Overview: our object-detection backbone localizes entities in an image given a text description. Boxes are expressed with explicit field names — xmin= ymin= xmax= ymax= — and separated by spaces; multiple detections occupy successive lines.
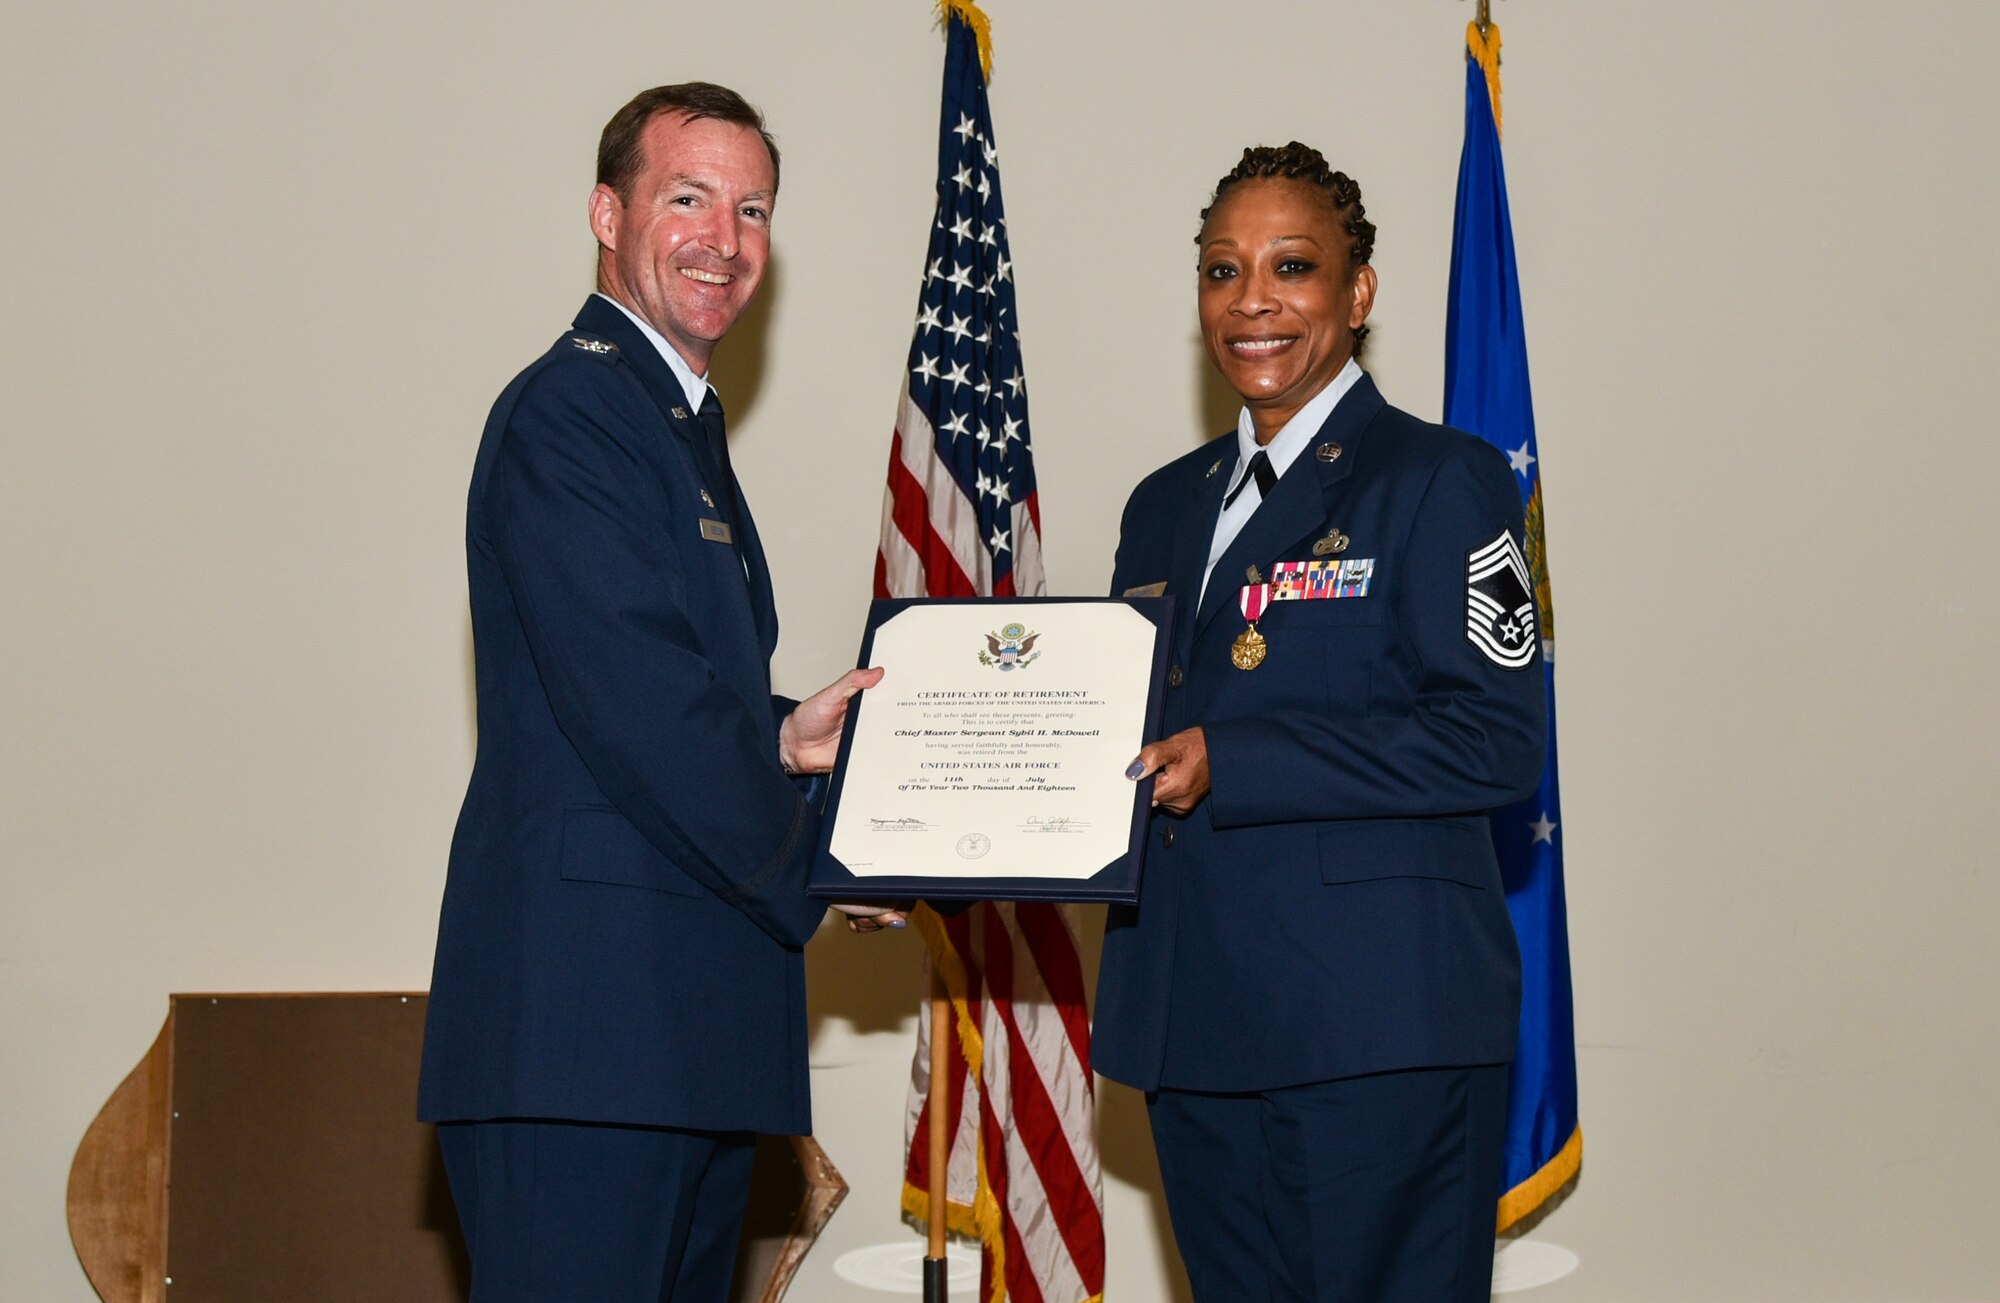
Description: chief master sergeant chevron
xmin=419 ymin=83 xmax=899 ymax=1301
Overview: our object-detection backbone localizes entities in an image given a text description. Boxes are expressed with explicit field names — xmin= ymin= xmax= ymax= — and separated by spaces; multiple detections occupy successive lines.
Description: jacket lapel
xmin=1192 ymin=375 xmax=1387 ymax=635
xmin=733 ymin=481 xmax=781 ymax=658
xmin=572 ymin=296 xmax=775 ymax=654
xmin=1168 ymin=439 xmax=1237 ymax=655
xmin=571 ymin=298 xmax=731 ymax=498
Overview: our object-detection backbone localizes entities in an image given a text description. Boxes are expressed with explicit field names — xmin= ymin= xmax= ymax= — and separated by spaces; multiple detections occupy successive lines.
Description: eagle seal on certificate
xmin=979 ymin=622 xmax=1041 ymax=671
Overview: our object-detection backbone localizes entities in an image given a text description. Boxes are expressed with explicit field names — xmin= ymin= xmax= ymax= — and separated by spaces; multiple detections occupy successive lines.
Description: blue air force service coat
xmin=1093 ymin=375 xmax=1548 ymax=1094
xmin=419 ymin=297 xmax=829 ymax=1136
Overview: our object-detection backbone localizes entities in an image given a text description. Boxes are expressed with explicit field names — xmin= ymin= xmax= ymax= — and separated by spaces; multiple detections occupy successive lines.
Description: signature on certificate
xmin=1020 ymin=816 xmax=1091 ymax=834
xmin=869 ymin=817 xmax=933 ymax=832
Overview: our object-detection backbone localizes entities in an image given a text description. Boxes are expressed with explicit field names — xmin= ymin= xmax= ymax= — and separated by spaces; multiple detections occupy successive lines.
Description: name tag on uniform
xmin=1122 ymin=581 xmax=1167 ymax=598
xmin=1270 ymin=558 xmax=1374 ymax=600
xmin=699 ymin=519 xmax=734 ymax=545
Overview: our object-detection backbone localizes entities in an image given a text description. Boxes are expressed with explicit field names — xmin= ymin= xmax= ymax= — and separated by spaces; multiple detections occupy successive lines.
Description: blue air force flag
xmin=1443 ymin=21 xmax=1583 ymax=1231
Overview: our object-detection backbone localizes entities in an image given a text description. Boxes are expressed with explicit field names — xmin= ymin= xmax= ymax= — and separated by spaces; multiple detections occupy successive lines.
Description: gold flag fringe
xmin=1466 ymin=20 xmax=1503 ymax=138
xmin=940 ymin=0 xmax=994 ymax=80
xmin=908 ymin=903 xmax=1009 ymax=1302
xmin=1496 ymin=1124 xmax=1582 ymax=1232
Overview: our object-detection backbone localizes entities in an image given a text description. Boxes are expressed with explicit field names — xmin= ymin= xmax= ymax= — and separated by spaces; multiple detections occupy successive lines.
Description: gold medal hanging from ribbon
xmin=1233 ymin=580 xmax=1271 ymax=670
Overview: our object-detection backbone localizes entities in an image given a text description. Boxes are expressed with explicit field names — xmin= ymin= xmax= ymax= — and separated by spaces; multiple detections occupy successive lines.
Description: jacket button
xmin=1167 ymin=665 xmax=1185 ymax=688
xmin=1160 ymin=825 xmax=1176 ymax=848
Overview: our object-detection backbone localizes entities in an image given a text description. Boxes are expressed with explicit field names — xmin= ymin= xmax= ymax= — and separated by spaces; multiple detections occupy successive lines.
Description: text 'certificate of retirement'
xmin=813 ymin=598 xmax=1170 ymax=904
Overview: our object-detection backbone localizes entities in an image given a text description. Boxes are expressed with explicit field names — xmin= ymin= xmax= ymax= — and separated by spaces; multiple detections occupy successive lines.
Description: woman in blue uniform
xmin=1101 ymin=143 xmax=1548 ymax=1302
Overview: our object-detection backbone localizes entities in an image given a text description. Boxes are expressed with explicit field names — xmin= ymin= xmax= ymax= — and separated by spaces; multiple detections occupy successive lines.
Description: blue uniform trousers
xmin=437 ymin=1118 xmax=755 ymax=1302
xmin=1148 ymin=1064 xmax=1509 ymax=1303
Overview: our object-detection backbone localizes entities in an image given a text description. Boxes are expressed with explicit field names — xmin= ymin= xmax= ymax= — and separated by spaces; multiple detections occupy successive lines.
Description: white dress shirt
xmin=594 ymin=291 xmax=709 ymax=411
xmin=1199 ymin=357 xmax=1364 ymax=605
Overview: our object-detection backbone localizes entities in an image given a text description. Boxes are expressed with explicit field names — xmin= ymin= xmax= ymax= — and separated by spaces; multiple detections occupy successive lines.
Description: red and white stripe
xmin=879 ymin=384 xmax=1100 ymax=1302
xmin=875 ymin=382 xmax=1044 ymax=602
xmin=902 ymin=904 xmax=1104 ymax=1303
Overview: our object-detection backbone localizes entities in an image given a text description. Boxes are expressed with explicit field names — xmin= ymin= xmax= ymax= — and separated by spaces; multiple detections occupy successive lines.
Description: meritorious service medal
xmin=1233 ymin=581 xmax=1271 ymax=670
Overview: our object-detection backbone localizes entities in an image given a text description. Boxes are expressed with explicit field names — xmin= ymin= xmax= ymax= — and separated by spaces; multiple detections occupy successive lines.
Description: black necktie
xmin=697 ymin=390 xmax=739 ymax=533
xmin=1224 ymin=448 xmax=1277 ymax=508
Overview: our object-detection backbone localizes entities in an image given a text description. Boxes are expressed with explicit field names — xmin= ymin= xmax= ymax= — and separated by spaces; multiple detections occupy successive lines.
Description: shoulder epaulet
xmin=564 ymin=333 xmax=620 ymax=359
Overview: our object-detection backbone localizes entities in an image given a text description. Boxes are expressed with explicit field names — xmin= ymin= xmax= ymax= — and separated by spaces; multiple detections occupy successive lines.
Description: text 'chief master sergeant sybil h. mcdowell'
xmin=1109 ymin=144 xmax=1549 ymax=1303
xmin=419 ymin=83 xmax=898 ymax=1302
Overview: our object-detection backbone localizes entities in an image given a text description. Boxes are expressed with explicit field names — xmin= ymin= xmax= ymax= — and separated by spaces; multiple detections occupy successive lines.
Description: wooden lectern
xmin=67 ymin=994 xmax=846 ymax=1302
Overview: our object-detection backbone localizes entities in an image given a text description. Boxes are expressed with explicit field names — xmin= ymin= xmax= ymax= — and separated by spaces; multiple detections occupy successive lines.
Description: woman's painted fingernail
xmin=890 ymin=919 xmax=907 ymax=928
xmin=1125 ymin=760 xmax=1145 ymax=779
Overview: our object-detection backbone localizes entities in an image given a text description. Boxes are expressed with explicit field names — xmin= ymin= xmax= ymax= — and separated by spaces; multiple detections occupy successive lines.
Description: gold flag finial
xmin=1466 ymin=18 xmax=1503 ymax=138
xmin=940 ymin=0 xmax=994 ymax=79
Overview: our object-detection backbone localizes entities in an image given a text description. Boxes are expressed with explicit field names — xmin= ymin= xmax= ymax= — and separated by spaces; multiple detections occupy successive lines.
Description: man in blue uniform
xmin=1108 ymin=145 xmax=1548 ymax=1301
xmin=419 ymin=84 xmax=897 ymax=1300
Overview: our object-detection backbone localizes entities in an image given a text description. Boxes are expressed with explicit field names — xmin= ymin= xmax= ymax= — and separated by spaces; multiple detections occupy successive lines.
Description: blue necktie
xmin=697 ymin=390 xmax=739 ymax=535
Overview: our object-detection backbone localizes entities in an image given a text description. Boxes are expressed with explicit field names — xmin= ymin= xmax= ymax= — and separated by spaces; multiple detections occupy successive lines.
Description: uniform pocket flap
xmin=1316 ymin=816 xmax=1496 ymax=888
xmin=559 ymin=806 xmax=704 ymax=897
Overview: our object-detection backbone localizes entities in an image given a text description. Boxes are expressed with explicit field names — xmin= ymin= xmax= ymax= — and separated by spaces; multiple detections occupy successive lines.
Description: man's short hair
xmin=596 ymin=83 xmax=781 ymax=200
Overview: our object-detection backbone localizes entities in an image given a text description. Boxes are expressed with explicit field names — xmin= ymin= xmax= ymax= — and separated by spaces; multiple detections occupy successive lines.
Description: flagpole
xmin=1447 ymin=2 xmax=1584 ymax=1233
xmin=887 ymin=5 xmax=1101 ymax=1296
xmin=925 ymin=965 xmax=950 ymax=1302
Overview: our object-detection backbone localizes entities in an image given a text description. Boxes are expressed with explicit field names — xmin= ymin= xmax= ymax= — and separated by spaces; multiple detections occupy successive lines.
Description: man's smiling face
xmin=590 ymin=111 xmax=777 ymax=372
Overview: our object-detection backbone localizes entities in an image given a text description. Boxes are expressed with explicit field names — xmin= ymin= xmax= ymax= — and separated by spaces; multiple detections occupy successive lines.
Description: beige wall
xmin=6 ymin=1 xmax=1997 ymax=1298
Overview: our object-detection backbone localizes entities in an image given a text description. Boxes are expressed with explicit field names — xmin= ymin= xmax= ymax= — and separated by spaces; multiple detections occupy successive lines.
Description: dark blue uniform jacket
xmin=1093 ymin=375 xmax=1547 ymax=1094
xmin=419 ymin=297 xmax=828 ymax=1135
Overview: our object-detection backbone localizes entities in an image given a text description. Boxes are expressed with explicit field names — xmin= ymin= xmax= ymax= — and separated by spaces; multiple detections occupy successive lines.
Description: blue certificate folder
xmin=809 ymin=596 xmax=1173 ymax=904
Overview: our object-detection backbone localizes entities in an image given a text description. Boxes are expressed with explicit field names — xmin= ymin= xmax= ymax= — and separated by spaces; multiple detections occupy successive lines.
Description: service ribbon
xmin=1269 ymin=561 xmax=1309 ymax=602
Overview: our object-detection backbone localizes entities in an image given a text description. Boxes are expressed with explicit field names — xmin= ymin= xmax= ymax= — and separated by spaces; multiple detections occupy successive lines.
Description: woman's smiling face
xmin=1197 ymin=177 xmax=1376 ymax=441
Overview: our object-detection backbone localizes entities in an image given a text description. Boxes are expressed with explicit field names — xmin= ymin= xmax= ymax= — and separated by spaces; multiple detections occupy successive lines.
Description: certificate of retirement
xmin=813 ymin=597 xmax=1170 ymax=902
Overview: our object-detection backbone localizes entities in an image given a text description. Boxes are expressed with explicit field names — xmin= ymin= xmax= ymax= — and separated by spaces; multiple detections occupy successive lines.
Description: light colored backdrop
xmin=5 ymin=1 xmax=1997 ymax=1299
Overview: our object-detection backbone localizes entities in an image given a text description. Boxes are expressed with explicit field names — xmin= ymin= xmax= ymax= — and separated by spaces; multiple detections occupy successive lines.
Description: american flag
xmin=880 ymin=6 xmax=1104 ymax=1301
xmin=874 ymin=11 xmax=1042 ymax=599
